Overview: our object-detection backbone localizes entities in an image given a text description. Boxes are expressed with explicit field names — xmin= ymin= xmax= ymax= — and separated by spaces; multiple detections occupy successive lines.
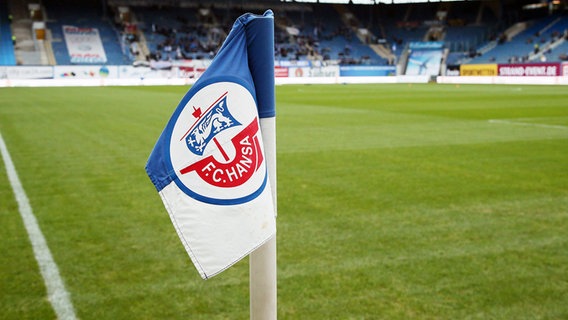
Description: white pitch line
xmin=0 ymin=132 xmax=77 ymax=320
xmin=488 ymin=119 xmax=568 ymax=130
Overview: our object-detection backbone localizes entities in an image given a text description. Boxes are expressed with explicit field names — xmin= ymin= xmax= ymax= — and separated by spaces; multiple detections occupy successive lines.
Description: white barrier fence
xmin=437 ymin=76 xmax=568 ymax=85
xmin=1 ymin=65 xmax=568 ymax=87
xmin=0 ymin=76 xmax=433 ymax=87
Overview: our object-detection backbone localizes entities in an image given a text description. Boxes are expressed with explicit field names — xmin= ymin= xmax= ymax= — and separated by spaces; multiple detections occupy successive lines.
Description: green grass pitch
xmin=0 ymin=83 xmax=567 ymax=319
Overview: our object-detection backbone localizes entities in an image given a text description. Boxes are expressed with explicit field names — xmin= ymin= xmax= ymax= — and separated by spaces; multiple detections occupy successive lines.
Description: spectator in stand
xmin=176 ymin=46 xmax=182 ymax=59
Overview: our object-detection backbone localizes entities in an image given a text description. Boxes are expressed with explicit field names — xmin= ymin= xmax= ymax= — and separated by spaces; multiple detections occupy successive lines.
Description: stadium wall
xmin=1 ymin=63 xmax=568 ymax=87
xmin=437 ymin=76 xmax=568 ymax=85
xmin=438 ymin=62 xmax=568 ymax=85
xmin=0 ymin=65 xmax=429 ymax=87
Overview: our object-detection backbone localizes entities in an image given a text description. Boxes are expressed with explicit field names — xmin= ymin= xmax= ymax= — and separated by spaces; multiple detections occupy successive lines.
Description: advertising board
xmin=498 ymin=63 xmax=560 ymax=76
xmin=340 ymin=66 xmax=395 ymax=77
xmin=460 ymin=64 xmax=497 ymax=76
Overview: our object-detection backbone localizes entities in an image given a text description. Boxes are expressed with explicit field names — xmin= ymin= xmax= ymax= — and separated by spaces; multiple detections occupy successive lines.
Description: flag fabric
xmin=145 ymin=10 xmax=276 ymax=279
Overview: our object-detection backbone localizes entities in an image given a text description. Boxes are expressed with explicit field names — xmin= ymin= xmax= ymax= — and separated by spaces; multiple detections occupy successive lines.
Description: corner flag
xmin=145 ymin=10 xmax=276 ymax=280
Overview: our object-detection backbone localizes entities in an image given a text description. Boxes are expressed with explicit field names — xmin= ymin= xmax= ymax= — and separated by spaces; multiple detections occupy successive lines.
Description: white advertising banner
xmin=288 ymin=66 xmax=340 ymax=78
xmin=6 ymin=66 xmax=54 ymax=79
xmin=63 ymin=26 xmax=107 ymax=64
xmin=53 ymin=65 xmax=118 ymax=78
xmin=118 ymin=65 xmax=177 ymax=79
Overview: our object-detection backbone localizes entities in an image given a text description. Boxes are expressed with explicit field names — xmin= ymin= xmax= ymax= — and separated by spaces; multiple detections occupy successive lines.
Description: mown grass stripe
xmin=488 ymin=119 xmax=568 ymax=130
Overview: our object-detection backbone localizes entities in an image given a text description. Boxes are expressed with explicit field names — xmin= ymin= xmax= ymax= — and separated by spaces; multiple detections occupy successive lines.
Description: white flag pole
xmin=250 ymin=237 xmax=277 ymax=320
xmin=251 ymin=117 xmax=277 ymax=320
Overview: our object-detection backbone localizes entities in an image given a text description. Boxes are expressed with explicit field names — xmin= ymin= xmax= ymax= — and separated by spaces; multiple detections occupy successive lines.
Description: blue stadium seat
xmin=0 ymin=1 xmax=16 ymax=65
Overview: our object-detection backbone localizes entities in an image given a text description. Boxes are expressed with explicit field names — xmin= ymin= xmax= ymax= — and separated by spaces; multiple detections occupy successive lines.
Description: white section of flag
xmin=158 ymin=180 xmax=275 ymax=279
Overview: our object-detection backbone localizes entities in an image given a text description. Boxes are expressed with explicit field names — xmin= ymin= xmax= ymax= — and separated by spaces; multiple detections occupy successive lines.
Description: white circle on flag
xmin=169 ymin=81 xmax=267 ymax=204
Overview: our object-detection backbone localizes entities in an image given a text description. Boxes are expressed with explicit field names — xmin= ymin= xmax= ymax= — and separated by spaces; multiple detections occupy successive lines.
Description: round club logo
xmin=169 ymin=81 xmax=267 ymax=205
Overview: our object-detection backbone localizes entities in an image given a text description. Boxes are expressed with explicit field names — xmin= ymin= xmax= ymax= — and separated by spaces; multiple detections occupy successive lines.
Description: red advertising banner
xmin=563 ymin=62 xmax=568 ymax=76
xmin=179 ymin=66 xmax=206 ymax=78
xmin=498 ymin=63 xmax=560 ymax=76
xmin=275 ymin=66 xmax=289 ymax=78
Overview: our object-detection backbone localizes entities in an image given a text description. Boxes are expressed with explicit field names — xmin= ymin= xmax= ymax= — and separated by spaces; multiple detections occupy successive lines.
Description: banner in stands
xmin=63 ymin=25 xmax=107 ymax=64
xmin=498 ymin=63 xmax=560 ymax=76
xmin=408 ymin=42 xmax=444 ymax=50
xmin=460 ymin=64 xmax=497 ymax=76
xmin=340 ymin=66 xmax=395 ymax=77
xmin=563 ymin=62 xmax=568 ymax=76
xmin=405 ymin=42 xmax=443 ymax=76
xmin=54 ymin=65 xmax=118 ymax=78
xmin=275 ymin=60 xmax=310 ymax=67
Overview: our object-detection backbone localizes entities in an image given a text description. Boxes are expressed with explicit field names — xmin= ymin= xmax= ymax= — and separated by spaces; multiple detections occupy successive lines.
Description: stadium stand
xmin=0 ymin=1 xmax=17 ymax=65
xmin=131 ymin=2 xmax=385 ymax=65
xmin=1 ymin=0 xmax=567 ymax=71
xmin=133 ymin=5 xmax=221 ymax=61
xmin=43 ymin=0 xmax=130 ymax=65
xmin=278 ymin=4 xmax=385 ymax=64
xmin=469 ymin=13 xmax=568 ymax=64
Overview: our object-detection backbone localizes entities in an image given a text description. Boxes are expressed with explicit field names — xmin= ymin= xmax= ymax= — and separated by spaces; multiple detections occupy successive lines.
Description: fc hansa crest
xmin=169 ymin=81 xmax=268 ymax=205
